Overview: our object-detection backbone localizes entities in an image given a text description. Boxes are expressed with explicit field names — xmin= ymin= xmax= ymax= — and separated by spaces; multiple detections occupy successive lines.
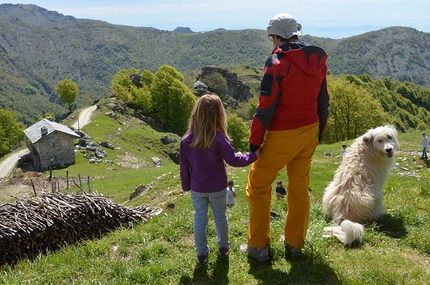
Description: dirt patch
xmin=0 ymin=171 xmax=69 ymax=201
xmin=113 ymin=152 xmax=150 ymax=169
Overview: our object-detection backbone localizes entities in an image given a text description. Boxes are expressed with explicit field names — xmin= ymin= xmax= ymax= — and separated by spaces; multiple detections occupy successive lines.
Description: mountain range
xmin=1 ymin=4 xmax=430 ymax=126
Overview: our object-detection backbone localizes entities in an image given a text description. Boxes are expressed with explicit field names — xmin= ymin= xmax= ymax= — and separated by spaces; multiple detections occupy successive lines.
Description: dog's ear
xmin=362 ymin=131 xmax=374 ymax=149
xmin=363 ymin=135 xmax=372 ymax=143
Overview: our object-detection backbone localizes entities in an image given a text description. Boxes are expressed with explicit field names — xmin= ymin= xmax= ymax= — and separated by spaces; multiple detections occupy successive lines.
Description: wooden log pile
xmin=0 ymin=191 xmax=162 ymax=266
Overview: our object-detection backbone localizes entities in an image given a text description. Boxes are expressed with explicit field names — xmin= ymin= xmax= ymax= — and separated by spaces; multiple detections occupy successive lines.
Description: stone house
xmin=23 ymin=119 xmax=80 ymax=171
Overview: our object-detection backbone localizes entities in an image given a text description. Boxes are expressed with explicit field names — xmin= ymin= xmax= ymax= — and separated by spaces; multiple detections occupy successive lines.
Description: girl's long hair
xmin=187 ymin=94 xmax=228 ymax=148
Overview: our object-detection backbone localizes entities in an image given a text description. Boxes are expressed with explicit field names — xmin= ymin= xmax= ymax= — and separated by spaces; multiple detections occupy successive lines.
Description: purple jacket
xmin=180 ymin=131 xmax=257 ymax=193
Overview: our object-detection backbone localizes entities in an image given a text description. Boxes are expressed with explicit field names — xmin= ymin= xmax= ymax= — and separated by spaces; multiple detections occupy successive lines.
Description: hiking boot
xmin=285 ymin=243 xmax=303 ymax=262
xmin=279 ymin=235 xmax=304 ymax=262
xmin=248 ymin=245 xmax=270 ymax=262
xmin=219 ymin=245 xmax=231 ymax=257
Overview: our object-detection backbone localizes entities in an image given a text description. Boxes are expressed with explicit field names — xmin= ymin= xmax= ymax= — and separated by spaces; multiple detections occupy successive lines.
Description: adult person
xmin=245 ymin=13 xmax=330 ymax=262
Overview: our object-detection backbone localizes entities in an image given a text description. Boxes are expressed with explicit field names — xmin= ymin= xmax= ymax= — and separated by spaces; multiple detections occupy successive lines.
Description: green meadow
xmin=1 ymin=102 xmax=429 ymax=284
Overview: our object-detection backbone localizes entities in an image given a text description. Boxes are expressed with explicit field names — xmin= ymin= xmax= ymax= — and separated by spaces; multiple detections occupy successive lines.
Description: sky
xmin=2 ymin=1 xmax=430 ymax=39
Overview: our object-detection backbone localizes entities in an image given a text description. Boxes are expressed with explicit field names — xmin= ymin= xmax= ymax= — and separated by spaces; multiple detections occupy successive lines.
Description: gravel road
xmin=72 ymin=105 xmax=97 ymax=130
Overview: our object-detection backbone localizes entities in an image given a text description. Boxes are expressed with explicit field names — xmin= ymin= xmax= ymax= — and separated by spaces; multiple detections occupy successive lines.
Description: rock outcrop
xmin=197 ymin=66 xmax=254 ymax=102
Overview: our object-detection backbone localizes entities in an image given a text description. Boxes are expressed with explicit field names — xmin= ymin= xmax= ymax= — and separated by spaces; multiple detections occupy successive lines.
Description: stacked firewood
xmin=0 ymin=191 xmax=162 ymax=266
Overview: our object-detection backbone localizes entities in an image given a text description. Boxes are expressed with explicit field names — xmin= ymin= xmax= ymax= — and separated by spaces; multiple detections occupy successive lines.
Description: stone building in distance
xmin=23 ymin=118 xmax=80 ymax=171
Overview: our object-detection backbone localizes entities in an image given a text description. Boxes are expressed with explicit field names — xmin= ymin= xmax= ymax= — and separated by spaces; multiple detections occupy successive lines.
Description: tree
xmin=110 ymin=69 xmax=135 ymax=103
xmin=151 ymin=65 xmax=197 ymax=134
xmin=130 ymin=85 xmax=152 ymax=111
xmin=0 ymin=109 xmax=24 ymax=156
xmin=56 ymin=79 xmax=79 ymax=112
xmin=227 ymin=113 xmax=250 ymax=151
xmin=141 ymin=70 xmax=155 ymax=87
xmin=110 ymin=68 xmax=152 ymax=112
xmin=247 ymin=96 xmax=258 ymax=119
xmin=82 ymin=92 xmax=93 ymax=106
xmin=324 ymin=77 xmax=389 ymax=144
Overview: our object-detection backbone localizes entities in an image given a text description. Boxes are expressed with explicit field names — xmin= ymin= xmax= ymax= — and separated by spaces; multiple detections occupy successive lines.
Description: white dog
xmin=322 ymin=125 xmax=399 ymax=246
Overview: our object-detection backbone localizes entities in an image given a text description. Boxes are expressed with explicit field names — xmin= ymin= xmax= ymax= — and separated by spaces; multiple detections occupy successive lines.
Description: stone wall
xmin=37 ymin=132 xmax=76 ymax=170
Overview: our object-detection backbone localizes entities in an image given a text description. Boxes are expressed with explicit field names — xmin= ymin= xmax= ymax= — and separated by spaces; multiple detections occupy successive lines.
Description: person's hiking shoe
xmin=197 ymin=248 xmax=211 ymax=265
xmin=197 ymin=252 xmax=209 ymax=265
xmin=248 ymin=245 xmax=270 ymax=262
xmin=280 ymin=235 xmax=303 ymax=262
xmin=285 ymin=243 xmax=303 ymax=262
xmin=219 ymin=245 xmax=231 ymax=257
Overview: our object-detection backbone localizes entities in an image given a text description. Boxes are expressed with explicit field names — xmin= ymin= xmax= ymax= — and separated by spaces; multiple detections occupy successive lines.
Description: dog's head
xmin=362 ymin=125 xmax=399 ymax=158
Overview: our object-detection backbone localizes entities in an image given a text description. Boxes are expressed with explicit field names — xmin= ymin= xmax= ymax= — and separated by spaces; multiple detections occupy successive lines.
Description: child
xmin=275 ymin=181 xmax=286 ymax=200
xmin=341 ymin=143 xmax=348 ymax=157
xmin=226 ymin=180 xmax=236 ymax=206
xmin=422 ymin=132 xmax=429 ymax=160
xmin=180 ymin=94 xmax=258 ymax=265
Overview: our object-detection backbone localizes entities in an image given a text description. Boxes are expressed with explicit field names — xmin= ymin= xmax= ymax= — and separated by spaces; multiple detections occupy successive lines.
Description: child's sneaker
xmin=197 ymin=247 xmax=211 ymax=265
xmin=219 ymin=245 xmax=231 ymax=257
xmin=197 ymin=253 xmax=209 ymax=265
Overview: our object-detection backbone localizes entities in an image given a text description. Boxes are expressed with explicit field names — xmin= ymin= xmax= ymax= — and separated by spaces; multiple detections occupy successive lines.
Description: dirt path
xmin=72 ymin=105 xmax=97 ymax=130
xmin=0 ymin=149 xmax=29 ymax=180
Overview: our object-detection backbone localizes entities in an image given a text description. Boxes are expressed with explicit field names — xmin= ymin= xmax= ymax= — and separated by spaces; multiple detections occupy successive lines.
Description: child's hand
xmin=255 ymin=148 xmax=261 ymax=157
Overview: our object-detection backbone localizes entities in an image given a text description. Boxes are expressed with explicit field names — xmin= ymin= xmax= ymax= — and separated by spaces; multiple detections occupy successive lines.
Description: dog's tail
xmin=323 ymin=220 xmax=365 ymax=246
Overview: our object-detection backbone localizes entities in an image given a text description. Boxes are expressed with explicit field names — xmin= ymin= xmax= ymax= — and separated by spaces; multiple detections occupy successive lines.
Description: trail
xmin=72 ymin=105 xmax=97 ymax=130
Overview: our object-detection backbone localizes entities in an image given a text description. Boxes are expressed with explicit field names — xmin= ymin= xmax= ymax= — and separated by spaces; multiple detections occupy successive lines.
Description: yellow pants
xmin=246 ymin=122 xmax=319 ymax=249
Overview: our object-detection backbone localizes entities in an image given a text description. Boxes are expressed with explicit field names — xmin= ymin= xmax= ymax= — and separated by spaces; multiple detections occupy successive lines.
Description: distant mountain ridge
xmin=1 ymin=4 xmax=430 ymax=125
xmin=323 ymin=26 xmax=430 ymax=87
xmin=0 ymin=3 xmax=85 ymax=25
xmin=173 ymin=27 xmax=194 ymax=33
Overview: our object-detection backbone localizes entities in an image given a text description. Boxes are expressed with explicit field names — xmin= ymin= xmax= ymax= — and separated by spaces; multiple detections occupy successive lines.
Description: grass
xmin=1 ymin=103 xmax=429 ymax=284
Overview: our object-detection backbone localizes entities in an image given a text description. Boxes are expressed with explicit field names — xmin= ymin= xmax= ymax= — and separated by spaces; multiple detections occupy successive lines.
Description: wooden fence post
xmin=49 ymin=159 xmax=53 ymax=182
xmin=87 ymin=175 xmax=91 ymax=193
xmin=30 ymin=179 xmax=36 ymax=197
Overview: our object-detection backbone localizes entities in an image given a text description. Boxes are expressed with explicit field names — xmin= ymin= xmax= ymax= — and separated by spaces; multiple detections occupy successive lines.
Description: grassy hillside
xmin=1 ymin=100 xmax=429 ymax=284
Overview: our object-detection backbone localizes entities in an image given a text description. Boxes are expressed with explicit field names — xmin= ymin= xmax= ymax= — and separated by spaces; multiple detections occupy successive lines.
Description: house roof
xmin=24 ymin=118 xmax=80 ymax=144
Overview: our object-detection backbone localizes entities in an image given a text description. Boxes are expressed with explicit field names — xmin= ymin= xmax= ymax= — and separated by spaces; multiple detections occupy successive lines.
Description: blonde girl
xmin=180 ymin=94 xmax=257 ymax=265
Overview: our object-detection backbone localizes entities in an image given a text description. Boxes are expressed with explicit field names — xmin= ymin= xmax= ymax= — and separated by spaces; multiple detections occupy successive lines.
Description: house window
xmin=62 ymin=139 xmax=68 ymax=147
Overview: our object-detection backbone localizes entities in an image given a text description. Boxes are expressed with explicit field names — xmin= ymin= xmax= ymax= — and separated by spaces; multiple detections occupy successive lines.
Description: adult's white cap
xmin=267 ymin=13 xmax=302 ymax=39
